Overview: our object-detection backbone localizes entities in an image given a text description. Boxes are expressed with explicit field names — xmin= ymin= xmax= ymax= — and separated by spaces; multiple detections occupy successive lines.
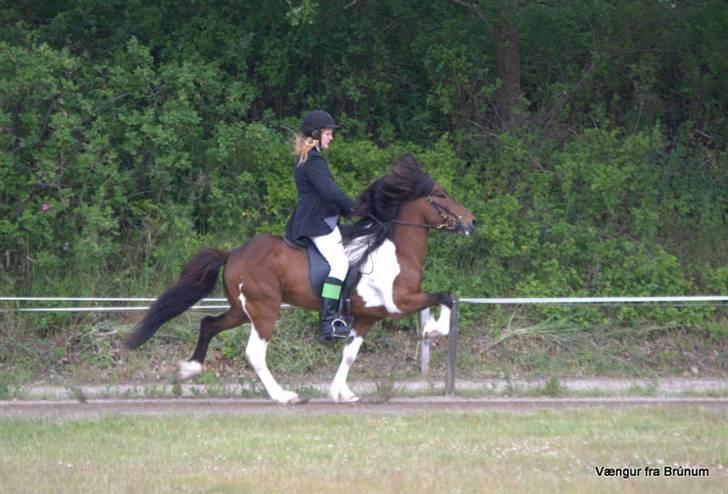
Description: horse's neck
xmin=343 ymin=201 xmax=431 ymax=270
xmin=391 ymin=211 xmax=429 ymax=270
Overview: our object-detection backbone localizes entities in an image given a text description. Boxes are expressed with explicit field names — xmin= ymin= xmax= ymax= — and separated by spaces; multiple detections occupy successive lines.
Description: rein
xmin=370 ymin=195 xmax=464 ymax=231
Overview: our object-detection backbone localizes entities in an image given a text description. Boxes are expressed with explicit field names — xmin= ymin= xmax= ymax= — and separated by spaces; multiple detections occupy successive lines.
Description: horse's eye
xmin=435 ymin=191 xmax=447 ymax=198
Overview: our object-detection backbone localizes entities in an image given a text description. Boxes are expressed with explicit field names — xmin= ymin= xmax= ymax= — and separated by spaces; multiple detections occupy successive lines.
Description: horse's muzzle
xmin=458 ymin=218 xmax=477 ymax=236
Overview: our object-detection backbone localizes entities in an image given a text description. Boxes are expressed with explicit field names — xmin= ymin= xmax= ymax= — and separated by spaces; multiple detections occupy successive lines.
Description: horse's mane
xmin=342 ymin=153 xmax=434 ymax=266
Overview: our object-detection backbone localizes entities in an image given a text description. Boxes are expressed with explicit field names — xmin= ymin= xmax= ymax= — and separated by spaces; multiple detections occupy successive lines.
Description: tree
xmin=450 ymin=0 xmax=523 ymax=129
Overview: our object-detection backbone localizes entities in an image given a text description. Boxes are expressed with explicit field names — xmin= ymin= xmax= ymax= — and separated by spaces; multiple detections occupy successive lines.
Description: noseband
xmin=386 ymin=195 xmax=465 ymax=231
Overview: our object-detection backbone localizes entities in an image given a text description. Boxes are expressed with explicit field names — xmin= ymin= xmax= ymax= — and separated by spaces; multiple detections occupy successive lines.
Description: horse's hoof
xmin=275 ymin=391 xmax=303 ymax=405
xmin=331 ymin=390 xmax=359 ymax=404
xmin=423 ymin=320 xmax=448 ymax=338
xmin=287 ymin=396 xmax=310 ymax=405
xmin=174 ymin=361 xmax=202 ymax=383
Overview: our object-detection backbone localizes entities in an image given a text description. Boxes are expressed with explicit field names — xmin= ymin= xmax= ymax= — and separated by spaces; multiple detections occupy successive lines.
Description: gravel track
xmin=2 ymin=378 xmax=725 ymax=420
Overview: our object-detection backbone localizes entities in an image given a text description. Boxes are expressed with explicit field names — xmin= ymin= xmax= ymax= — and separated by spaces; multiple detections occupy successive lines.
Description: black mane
xmin=342 ymin=153 xmax=434 ymax=265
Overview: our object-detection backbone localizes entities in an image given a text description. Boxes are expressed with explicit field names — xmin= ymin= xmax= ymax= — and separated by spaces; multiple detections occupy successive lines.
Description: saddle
xmin=283 ymin=236 xmax=361 ymax=318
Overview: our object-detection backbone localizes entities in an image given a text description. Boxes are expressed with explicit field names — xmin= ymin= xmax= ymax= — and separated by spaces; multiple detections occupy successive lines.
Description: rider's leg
xmin=311 ymin=227 xmax=350 ymax=343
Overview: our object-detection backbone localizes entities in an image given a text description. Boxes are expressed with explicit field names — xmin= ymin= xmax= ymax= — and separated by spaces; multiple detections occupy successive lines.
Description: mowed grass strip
xmin=0 ymin=406 xmax=725 ymax=494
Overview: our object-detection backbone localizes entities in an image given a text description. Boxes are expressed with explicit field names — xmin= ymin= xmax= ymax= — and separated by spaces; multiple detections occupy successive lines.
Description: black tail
xmin=124 ymin=248 xmax=229 ymax=350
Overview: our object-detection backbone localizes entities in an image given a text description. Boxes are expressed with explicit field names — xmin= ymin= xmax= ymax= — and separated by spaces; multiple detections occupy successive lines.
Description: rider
xmin=285 ymin=110 xmax=355 ymax=343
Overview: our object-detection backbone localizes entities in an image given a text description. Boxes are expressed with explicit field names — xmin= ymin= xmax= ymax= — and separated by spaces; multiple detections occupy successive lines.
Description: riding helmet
xmin=301 ymin=110 xmax=338 ymax=138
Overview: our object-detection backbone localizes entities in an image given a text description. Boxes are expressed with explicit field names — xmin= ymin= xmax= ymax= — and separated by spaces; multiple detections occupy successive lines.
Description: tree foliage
xmin=0 ymin=1 xmax=725 ymax=333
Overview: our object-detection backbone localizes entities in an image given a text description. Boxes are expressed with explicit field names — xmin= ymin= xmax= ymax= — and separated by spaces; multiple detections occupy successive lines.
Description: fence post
xmin=420 ymin=308 xmax=431 ymax=377
xmin=445 ymin=297 xmax=459 ymax=396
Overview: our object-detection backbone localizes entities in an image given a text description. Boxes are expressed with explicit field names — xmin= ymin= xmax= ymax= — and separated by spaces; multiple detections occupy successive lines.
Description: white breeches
xmin=312 ymin=226 xmax=349 ymax=281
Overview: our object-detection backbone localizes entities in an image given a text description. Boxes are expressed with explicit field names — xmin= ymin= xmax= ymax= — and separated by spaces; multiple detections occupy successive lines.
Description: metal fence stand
xmin=445 ymin=297 xmax=459 ymax=396
xmin=420 ymin=308 xmax=431 ymax=377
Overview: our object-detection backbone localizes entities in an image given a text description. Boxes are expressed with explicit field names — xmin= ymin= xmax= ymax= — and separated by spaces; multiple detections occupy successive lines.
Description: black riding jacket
xmin=284 ymin=149 xmax=355 ymax=240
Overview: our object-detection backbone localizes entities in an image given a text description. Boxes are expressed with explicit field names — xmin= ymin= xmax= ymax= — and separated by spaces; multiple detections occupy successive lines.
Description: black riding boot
xmin=318 ymin=278 xmax=350 ymax=343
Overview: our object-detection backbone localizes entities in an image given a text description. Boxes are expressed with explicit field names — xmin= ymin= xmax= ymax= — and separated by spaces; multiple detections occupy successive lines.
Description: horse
xmin=124 ymin=153 xmax=476 ymax=404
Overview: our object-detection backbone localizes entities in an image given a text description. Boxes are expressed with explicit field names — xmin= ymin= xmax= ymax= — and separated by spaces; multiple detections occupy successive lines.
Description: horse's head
xmin=413 ymin=181 xmax=477 ymax=236
xmin=349 ymin=153 xmax=476 ymax=243
xmin=383 ymin=154 xmax=476 ymax=235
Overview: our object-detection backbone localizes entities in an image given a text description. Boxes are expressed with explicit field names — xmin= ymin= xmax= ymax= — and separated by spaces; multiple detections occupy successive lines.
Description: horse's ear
xmin=393 ymin=153 xmax=421 ymax=174
xmin=399 ymin=153 xmax=418 ymax=166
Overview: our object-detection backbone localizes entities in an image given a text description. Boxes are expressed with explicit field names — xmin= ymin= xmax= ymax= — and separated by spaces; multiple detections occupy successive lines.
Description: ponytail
xmin=293 ymin=132 xmax=318 ymax=166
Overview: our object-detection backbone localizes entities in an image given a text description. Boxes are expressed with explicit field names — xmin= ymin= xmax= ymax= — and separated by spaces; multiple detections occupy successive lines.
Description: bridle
xmin=384 ymin=195 xmax=466 ymax=231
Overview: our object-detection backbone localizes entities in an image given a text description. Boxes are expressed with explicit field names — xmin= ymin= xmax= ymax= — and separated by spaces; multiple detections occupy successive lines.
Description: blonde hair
xmin=293 ymin=132 xmax=319 ymax=166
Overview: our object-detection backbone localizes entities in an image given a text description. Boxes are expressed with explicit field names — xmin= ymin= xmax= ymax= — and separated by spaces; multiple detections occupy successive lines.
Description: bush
xmin=1 ymin=36 xmax=724 ymax=340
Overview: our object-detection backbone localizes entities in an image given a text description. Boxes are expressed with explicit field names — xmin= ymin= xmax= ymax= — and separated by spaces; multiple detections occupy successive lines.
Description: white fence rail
xmin=0 ymin=297 xmax=231 ymax=312
xmin=460 ymin=296 xmax=728 ymax=305
xmin=2 ymin=295 xmax=726 ymax=312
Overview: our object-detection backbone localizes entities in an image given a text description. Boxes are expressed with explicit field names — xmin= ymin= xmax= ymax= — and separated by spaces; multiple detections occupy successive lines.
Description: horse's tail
xmin=124 ymin=248 xmax=229 ymax=350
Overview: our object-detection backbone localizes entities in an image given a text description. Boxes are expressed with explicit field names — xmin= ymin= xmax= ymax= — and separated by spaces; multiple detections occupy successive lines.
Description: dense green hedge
xmin=0 ymin=2 xmax=725 ymax=337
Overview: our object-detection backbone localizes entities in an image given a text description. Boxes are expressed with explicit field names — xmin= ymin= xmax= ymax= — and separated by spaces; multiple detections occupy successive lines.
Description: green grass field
xmin=0 ymin=406 xmax=726 ymax=493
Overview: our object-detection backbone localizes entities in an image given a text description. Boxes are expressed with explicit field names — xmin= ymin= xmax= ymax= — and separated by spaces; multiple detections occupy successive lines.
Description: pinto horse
xmin=125 ymin=154 xmax=476 ymax=404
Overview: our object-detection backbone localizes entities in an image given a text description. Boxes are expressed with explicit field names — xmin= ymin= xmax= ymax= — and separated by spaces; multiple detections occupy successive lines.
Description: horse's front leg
xmin=329 ymin=319 xmax=373 ymax=403
xmin=394 ymin=291 xmax=454 ymax=338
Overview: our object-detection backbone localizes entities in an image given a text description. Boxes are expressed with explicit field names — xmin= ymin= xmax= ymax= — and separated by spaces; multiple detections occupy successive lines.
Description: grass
xmin=0 ymin=407 xmax=726 ymax=493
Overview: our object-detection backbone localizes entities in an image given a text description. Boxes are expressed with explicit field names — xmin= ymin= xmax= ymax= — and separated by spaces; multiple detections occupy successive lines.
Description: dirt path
xmin=3 ymin=378 xmax=726 ymax=420
xmin=2 ymin=396 xmax=727 ymax=420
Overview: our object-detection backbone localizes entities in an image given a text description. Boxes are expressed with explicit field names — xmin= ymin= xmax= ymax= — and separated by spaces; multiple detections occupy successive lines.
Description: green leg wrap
xmin=321 ymin=282 xmax=342 ymax=300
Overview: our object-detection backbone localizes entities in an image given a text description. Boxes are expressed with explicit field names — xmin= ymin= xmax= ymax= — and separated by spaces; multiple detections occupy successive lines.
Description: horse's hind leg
xmin=240 ymin=298 xmax=302 ymax=405
xmin=245 ymin=325 xmax=301 ymax=404
xmin=175 ymin=306 xmax=248 ymax=382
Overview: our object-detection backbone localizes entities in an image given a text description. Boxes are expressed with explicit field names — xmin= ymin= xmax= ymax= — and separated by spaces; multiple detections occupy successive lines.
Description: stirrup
xmin=319 ymin=319 xmax=350 ymax=344
xmin=331 ymin=318 xmax=350 ymax=339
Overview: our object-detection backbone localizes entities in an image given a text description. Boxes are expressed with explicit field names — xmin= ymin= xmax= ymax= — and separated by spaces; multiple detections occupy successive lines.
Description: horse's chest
xmin=351 ymin=239 xmax=402 ymax=314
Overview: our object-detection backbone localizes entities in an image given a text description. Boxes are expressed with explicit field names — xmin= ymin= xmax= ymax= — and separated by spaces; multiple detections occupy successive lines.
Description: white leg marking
xmin=422 ymin=305 xmax=451 ymax=337
xmin=176 ymin=360 xmax=202 ymax=382
xmin=329 ymin=334 xmax=363 ymax=403
xmin=239 ymin=290 xmax=299 ymax=405
xmin=245 ymin=326 xmax=300 ymax=404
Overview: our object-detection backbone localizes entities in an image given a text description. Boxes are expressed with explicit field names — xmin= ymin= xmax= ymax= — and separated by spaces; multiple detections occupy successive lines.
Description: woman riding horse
xmin=125 ymin=152 xmax=476 ymax=404
xmin=285 ymin=110 xmax=354 ymax=343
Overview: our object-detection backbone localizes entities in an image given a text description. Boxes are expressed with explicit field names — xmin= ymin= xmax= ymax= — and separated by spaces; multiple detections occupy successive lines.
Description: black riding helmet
xmin=301 ymin=110 xmax=338 ymax=139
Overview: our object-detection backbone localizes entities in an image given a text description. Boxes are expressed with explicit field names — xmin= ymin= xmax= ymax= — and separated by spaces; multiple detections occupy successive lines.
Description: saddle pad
xmin=283 ymin=236 xmax=359 ymax=299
